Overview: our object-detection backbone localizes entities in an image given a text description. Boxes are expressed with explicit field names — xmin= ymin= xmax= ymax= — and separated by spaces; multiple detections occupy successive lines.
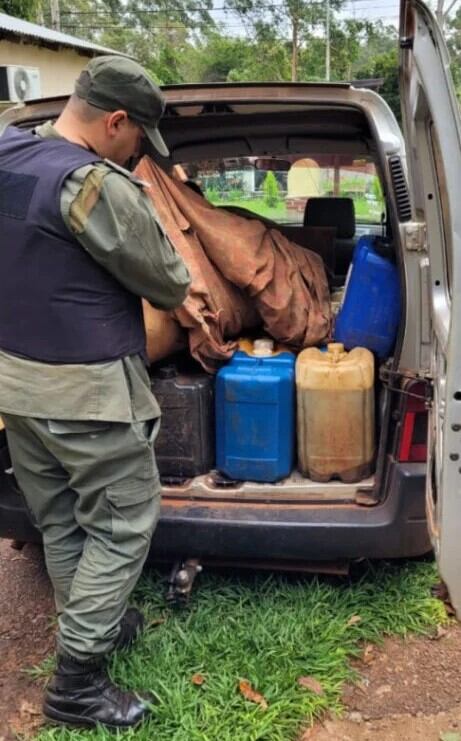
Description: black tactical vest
xmin=0 ymin=126 xmax=146 ymax=363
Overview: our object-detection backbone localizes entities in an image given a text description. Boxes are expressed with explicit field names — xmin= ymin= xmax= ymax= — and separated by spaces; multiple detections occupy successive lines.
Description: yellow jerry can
xmin=296 ymin=343 xmax=375 ymax=483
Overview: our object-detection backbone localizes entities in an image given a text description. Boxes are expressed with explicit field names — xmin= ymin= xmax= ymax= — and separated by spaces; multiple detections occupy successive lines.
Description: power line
xmin=60 ymin=17 xmax=398 ymax=31
xmin=59 ymin=11 xmax=400 ymax=24
xmin=54 ymin=4 xmax=314 ymax=14
xmin=60 ymin=22 xmax=256 ymax=29
xmin=54 ymin=0 xmax=401 ymax=33
xmin=51 ymin=0 xmax=400 ymax=14
xmin=59 ymin=10 xmax=400 ymax=27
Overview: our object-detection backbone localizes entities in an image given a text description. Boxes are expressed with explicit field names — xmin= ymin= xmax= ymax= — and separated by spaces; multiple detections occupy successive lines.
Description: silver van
xmin=1 ymin=0 xmax=460 ymax=612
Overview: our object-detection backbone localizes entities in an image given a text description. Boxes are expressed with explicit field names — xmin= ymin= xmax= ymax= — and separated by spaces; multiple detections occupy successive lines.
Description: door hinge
xmin=404 ymin=222 xmax=427 ymax=252
xmin=400 ymin=36 xmax=414 ymax=50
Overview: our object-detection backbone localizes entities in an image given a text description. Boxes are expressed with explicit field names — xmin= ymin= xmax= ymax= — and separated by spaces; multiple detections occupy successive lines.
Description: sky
xmin=210 ymin=0 xmax=459 ymax=37
xmin=209 ymin=0 xmax=400 ymax=37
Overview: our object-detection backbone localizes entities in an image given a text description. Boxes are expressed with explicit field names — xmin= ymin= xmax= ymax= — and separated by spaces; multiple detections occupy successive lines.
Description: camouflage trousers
xmin=2 ymin=414 xmax=161 ymax=662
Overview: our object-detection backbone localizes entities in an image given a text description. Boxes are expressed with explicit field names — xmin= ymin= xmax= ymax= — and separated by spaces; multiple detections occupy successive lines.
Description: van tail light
xmin=397 ymin=381 xmax=429 ymax=463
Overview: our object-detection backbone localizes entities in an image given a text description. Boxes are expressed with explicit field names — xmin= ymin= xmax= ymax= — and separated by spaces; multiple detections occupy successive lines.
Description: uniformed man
xmin=0 ymin=56 xmax=191 ymax=729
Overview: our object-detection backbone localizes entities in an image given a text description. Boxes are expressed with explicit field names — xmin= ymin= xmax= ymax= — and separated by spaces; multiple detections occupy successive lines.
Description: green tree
xmin=187 ymin=32 xmax=252 ymax=82
xmin=351 ymin=20 xmax=397 ymax=76
xmin=55 ymin=0 xmax=214 ymax=84
xmin=447 ymin=6 xmax=461 ymax=103
xmin=263 ymin=171 xmax=280 ymax=207
xmin=0 ymin=0 xmax=39 ymax=20
xmin=40 ymin=1 xmax=404 ymax=100
xmin=228 ymin=26 xmax=291 ymax=82
xmin=297 ymin=18 xmax=371 ymax=81
xmin=225 ymin=0 xmax=344 ymax=81
xmin=48 ymin=0 xmax=123 ymax=43
xmin=355 ymin=46 xmax=400 ymax=122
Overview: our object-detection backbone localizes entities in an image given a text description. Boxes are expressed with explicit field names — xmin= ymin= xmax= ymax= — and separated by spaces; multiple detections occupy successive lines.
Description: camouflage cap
xmin=75 ymin=55 xmax=169 ymax=157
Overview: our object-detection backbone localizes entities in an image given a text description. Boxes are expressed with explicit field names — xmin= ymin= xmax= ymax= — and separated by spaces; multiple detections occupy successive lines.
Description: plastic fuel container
xmin=335 ymin=235 xmax=400 ymax=358
xmin=150 ymin=365 xmax=215 ymax=479
xmin=216 ymin=339 xmax=295 ymax=482
xmin=296 ymin=342 xmax=375 ymax=483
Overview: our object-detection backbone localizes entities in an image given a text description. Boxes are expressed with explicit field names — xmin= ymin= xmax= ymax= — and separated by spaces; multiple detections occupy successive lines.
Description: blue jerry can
xmin=216 ymin=340 xmax=295 ymax=483
xmin=335 ymin=235 xmax=401 ymax=359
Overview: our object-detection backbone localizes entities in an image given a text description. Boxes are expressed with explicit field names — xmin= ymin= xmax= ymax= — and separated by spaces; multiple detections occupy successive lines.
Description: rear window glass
xmin=180 ymin=155 xmax=385 ymax=225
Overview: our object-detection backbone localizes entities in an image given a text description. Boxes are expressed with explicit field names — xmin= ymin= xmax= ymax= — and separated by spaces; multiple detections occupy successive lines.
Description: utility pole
xmin=291 ymin=16 xmax=299 ymax=82
xmin=50 ymin=0 xmax=61 ymax=31
xmin=325 ymin=0 xmax=331 ymax=82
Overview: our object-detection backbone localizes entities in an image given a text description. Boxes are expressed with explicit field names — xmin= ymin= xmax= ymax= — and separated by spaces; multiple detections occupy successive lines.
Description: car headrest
xmin=304 ymin=197 xmax=355 ymax=239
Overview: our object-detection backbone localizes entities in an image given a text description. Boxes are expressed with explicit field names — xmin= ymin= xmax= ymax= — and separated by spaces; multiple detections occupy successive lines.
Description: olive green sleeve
xmin=60 ymin=164 xmax=191 ymax=310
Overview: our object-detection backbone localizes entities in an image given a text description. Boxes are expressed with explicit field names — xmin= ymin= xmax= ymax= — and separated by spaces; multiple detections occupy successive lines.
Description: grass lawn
xmin=353 ymin=196 xmax=384 ymax=223
xmin=210 ymin=196 xmax=383 ymax=226
xmin=35 ymin=560 xmax=445 ymax=741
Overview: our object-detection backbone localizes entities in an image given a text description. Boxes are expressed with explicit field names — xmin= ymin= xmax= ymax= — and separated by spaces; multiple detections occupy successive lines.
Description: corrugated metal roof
xmin=0 ymin=12 xmax=130 ymax=56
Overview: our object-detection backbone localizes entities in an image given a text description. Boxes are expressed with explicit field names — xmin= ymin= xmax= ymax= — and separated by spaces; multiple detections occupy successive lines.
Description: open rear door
xmin=400 ymin=0 xmax=461 ymax=614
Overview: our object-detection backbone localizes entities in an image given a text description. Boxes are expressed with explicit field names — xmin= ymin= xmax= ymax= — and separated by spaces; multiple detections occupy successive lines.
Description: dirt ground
xmin=302 ymin=627 xmax=461 ymax=740
xmin=1 ymin=540 xmax=461 ymax=741
xmin=0 ymin=540 xmax=55 ymax=740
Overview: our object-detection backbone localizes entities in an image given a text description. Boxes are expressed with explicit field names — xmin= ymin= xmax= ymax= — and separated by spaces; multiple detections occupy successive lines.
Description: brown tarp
xmin=136 ymin=157 xmax=331 ymax=372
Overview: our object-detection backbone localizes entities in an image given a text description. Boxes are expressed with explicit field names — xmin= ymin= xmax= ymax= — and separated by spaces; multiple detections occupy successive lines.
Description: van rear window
xmin=179 ymin=154 xmax=385 ymax=226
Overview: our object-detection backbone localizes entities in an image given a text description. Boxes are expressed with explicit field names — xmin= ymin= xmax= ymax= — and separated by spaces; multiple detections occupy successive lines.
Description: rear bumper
xmin=155 ymin=460 xmax=430 ymax=560
xmin=0 ymin=438 xmax=431 ymax=561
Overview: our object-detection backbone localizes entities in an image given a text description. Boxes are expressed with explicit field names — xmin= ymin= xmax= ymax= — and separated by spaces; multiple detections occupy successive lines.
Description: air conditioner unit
xmin=0 ymin=66 xmax=41 ymax=102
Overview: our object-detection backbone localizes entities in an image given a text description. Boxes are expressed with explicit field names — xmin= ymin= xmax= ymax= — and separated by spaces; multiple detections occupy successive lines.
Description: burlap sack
xmin=142 ymin=300 xmax=187 ymax=363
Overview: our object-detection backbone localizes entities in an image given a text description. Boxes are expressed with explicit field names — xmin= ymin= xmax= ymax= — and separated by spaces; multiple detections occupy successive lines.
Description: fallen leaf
xmin=347 ymin=615 xmax=362 ymax=627
xmin=20 ymin=700 xmax=41 ymax=717
xmin=356 ymin=679 xmax=369 ymax=695
xmin=430 ymin=625 xmax=448 ymax=641
xmin=191 ymin=673 xmax=206 ymax=686
xmin=238 ymin=679 xmax=268 ymax=709
xmin=297 ymin=676 xmax=325 ymax=696
xmin=362 ymin=643 xmax=375 ymax=664
xmin=440 ymin=732 xmax=461 ymax=741
xmin=148 ymin=618 xmax=166 ymax=628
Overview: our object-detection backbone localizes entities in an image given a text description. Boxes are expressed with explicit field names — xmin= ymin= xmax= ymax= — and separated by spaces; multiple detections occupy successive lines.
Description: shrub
xmin=263 ymin=171 xmax=280 ymax=207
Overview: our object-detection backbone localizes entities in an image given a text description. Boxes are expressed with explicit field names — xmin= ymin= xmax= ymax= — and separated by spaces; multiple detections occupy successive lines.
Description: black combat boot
xmin=115 ymin=607 xmax=144 ymax=651
xmin=43 ymin=653 xmax=152 ymax=729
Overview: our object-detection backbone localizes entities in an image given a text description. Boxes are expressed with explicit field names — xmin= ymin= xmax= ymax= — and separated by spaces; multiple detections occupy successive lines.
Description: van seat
xmin=304 ymin=197 xmax=356 ymax=277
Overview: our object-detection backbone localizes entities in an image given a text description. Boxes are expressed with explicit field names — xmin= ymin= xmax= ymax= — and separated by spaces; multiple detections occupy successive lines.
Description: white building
xmin=0 ymin=12 xmax=127 ymax=103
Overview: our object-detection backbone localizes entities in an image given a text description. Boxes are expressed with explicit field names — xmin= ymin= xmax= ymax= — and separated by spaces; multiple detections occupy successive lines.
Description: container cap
xmin=253 ymin=338 xmax=274 ymax=357
xmin=327 ymin=342 xmax=345 ymax=355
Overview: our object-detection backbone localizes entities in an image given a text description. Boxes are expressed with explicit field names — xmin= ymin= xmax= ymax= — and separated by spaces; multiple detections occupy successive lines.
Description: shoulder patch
xmin=103 ymin=159 xmax=151 ymax=189
xmin=69 ymin=167 xmax=106 ymax=235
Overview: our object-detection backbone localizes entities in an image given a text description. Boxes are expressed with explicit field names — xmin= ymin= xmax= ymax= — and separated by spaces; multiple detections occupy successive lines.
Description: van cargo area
xmin=0 ymin=84 xmax=433 ymax=563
